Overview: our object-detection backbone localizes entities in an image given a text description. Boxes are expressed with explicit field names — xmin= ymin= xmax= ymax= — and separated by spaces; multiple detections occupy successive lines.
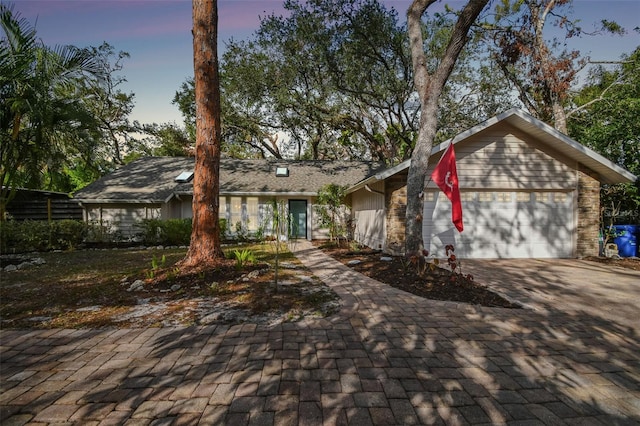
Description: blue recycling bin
xmin=613 ymin=225 xmax=638 ymax=257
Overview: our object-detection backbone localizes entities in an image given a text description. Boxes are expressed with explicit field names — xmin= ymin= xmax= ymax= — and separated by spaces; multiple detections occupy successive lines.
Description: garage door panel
xmin=424 ymin=191 xmax=573 ymax=258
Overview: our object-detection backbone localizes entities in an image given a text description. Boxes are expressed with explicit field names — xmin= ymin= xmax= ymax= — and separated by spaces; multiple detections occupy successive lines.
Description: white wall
xmin=351 ymin=180 xmax=386 ymax=250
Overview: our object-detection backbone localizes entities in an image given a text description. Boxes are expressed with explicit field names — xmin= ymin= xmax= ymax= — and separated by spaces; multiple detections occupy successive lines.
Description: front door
xmin=288 ymin=200 xmax=307 ymax=239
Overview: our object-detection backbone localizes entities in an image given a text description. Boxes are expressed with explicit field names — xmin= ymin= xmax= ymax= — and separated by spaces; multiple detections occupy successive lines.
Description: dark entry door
xmin=288 ymin=200 xmax=307 ymax=239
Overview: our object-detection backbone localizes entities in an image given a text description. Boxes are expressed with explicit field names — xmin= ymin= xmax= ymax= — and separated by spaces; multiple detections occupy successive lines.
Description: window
xmin=533 ymin=193 xmax=549 ymax=203
xmin=461 ymin=192 xmax=475 ymax=202
xmin=230 ymin=196 xmax=242 ymax=227
xmin=496 ymin=192 xmax=511 ymax=203
xmin=246 ymin=197 xmax=259 ymax=231
xmin=219 ymin=197 xmax=228 ymax=219
xmin=478 ymin=192 xmax=493 ymax=202
xmin=516 ymin=192 xmax=530 ymax=202
xmin=553 ymin=193 xmax=569 ymax=203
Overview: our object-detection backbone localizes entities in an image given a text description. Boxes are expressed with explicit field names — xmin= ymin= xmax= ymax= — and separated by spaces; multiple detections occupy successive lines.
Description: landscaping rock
xmin=296 ymin=275 xmax=313 ymax=283
xmin=347 ymin=259 xmax=362 ymax=266
xmin=127 ymin=280 xmax=145 ymax=292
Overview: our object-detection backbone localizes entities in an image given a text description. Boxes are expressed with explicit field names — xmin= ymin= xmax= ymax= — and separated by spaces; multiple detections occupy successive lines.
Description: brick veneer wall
xmin=384 ymin=171 xmax=408 ymax=255
xmin=577 ymin=166 xmax=601 ymax=257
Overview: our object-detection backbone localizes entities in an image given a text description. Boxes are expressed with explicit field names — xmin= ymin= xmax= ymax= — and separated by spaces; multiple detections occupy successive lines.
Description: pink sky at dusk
xmin=9 ymin=0 xmax=640 ymax=126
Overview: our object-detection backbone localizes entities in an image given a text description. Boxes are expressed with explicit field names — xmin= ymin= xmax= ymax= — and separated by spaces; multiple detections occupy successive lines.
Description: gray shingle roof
xmin=74 ymin=157 xmax=383 ymax=203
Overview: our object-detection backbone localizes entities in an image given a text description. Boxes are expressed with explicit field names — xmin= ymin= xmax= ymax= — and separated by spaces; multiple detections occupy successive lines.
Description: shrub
xmin=219 ymin=218 xmax=228 ymax=241
xmin=137 ymin=218 xmax=191 ymax=246
xmin=162 ymin=219 xmax=192 ymax=246
xmin=50 ymin=220 xmax=87 ymax=250
xmin=85 ymin=220 xmax=122 ymax=244
xmin=0 ymin=219 xmax=87 ymax=253
xmin=137 ymin=219 xmax=164 ymax=245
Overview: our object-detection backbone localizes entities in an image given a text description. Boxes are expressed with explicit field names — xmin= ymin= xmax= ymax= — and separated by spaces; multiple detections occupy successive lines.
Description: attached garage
xmin=424 ymin=190 xmax=574 ymax=258
xmin=349 ymin=109 xmax=637 ymax=259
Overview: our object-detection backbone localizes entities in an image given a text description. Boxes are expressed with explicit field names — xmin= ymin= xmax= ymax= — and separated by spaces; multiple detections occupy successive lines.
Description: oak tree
xmin=404 ymin=0 xmax=489 ymax=255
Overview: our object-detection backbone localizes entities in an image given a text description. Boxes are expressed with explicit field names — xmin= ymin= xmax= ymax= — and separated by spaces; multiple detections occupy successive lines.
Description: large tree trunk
xmin=181 ymin=0 xmax=224 ymax=267
xmin=530 ymin=0 xmax=569 ymax=134
xmin=405 ymin=0 xmax=489 ymax=256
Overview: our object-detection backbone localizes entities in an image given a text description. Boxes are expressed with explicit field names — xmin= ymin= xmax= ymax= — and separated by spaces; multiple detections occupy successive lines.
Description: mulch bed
xmin=317 ymin=244 xmax=520 ymax=309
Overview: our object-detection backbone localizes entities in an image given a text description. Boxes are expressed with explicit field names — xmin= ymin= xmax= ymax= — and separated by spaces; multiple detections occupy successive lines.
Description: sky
xmin=10 ymin=0 xmax=640 ymax=126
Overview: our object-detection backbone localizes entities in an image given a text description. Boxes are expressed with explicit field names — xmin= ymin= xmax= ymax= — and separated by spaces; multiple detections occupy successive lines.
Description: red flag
xmin=430 ymin=143 xmax=463 ymax=232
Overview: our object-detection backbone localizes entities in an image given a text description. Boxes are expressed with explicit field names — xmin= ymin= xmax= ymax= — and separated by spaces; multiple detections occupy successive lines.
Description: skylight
xmin=275 ymin=167 xmax=289 ymax=177
xmin=175 ymin=171 xmax=194 ymax=183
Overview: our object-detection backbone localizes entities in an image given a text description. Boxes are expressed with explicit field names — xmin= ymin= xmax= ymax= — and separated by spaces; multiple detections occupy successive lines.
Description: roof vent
xmin=175 ymin=171 xmax=194 ymax=183
xmin=275 ymin=167 xmax=289 ymax=177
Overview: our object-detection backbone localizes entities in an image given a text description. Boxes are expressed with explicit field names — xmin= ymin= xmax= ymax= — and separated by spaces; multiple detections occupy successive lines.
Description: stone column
xmin=384 ymin=172 xmax=408 ymax=255
xmin=576 ymin=167 xmax=600 ymax=257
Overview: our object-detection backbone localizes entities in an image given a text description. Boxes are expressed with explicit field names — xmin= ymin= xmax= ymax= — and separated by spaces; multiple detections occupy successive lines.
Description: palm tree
xmin=1 ymin=3 xmax=99 ymax=216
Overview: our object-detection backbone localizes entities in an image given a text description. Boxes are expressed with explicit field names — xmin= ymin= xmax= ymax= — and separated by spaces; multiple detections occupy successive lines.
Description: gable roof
xmin=349 ymin=108 xmax=636 ymax=192
xmin=74 ymin=157 xmax=384 ymax=203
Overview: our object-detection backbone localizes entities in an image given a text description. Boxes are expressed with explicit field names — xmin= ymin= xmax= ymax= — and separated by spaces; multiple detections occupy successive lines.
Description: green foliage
xmin=0 ymin=219 xmax=87 ymax=252
xmin=0 ymin=6 xmax=143 ymax=203
xmin=234 ymin=220 xmax=250 ymax=242
xmin=219 ymin=218 xmax=229 ymax=241
xmin=151 ymin=254 xmax=167 ymax=270
xmin=231 ymin=248 xmax=255 ymax=270
xmin=568 ymin=47 xmax=640 ymax=223
xmin=137 ymin=219 xmax=192 ymax=246
xmin=84 ymin=220 xmax=122 ymax=244
xmin=146 ymin=253 xmax=167 ymax=279
xmin=174 ymin=0 xmax=420 ymax=163
xmin=1 ymin=3 xmax=101 ymax=202
xmin=316 ymin=184 xmax=349 ymax=241
xmin=140 ymin=122 xmax=193 ymax=157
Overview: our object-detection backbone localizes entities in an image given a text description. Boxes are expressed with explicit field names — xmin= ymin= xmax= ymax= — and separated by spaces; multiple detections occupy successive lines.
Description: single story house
xmin=73 ymin=158 xmax=383 ymax=240
xmin=74 ymin=109 xmax=636 ymax=258
xmin=348 ymin=109 xmax=637 ymax=258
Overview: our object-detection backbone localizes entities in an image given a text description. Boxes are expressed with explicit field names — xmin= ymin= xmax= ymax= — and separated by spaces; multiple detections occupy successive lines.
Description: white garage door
xmin=423 ymin=191 xmax=574 ymax=259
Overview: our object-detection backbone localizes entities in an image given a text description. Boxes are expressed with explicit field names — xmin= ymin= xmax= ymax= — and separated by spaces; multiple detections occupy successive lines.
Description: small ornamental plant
xmin=409 ymin=244 xmax=473 ymax=285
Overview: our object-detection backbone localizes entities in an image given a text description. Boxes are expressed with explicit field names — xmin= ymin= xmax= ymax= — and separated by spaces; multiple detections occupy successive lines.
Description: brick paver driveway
xmin=1 ymin=242 xmax=639 ymax=425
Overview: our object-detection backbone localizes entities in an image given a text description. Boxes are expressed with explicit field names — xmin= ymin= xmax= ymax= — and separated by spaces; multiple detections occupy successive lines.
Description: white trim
xmin=75 ymin=199 xmax=163 ymax=204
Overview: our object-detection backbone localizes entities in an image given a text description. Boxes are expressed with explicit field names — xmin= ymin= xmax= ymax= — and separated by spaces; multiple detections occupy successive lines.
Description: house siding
xmin=85 ymin=203 xmax=161 ymax=239
xmin=351 ymin=181 xmax=386 ymax=250
xmin=425 ymin=124 xmax=577 ymax=190
xmin=167 ymin=195 xmax=324 ymax=240
xmin=355 ymin=123 xmax=585 ymax=257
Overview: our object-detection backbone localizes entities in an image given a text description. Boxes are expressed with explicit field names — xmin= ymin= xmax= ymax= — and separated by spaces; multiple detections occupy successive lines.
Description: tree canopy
xmin=568 ymin=46 xmax=640 ymax=223
xmin=1 ymin=3 xmax=100 ymax=211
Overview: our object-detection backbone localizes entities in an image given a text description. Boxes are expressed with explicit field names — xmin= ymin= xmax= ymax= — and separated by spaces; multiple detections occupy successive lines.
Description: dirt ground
xmin=583 ymin=255 xmax=640 ymax=271
xmin=2 ymin=244 xmax=637 ymax=329
xmin=0 ymin=246 xmax=340 ymax=329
